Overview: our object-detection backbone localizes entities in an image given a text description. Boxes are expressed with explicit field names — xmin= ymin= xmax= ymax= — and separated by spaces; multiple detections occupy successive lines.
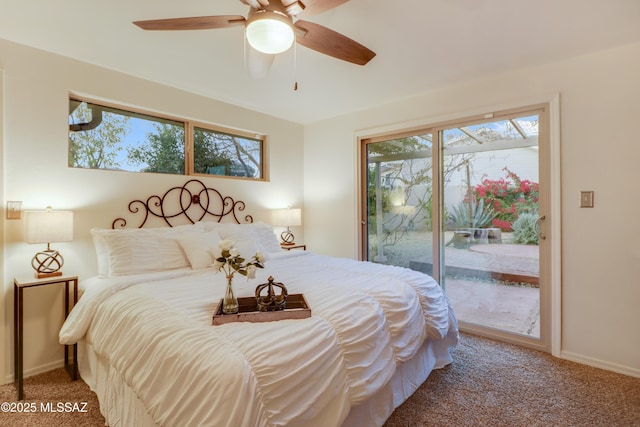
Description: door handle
xmin=534 ymin=215 xmax=546 ymax=240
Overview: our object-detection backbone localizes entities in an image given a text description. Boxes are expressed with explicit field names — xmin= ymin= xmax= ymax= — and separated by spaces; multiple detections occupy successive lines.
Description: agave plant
xmin=449 ymin=198 xmax=496 ymax=229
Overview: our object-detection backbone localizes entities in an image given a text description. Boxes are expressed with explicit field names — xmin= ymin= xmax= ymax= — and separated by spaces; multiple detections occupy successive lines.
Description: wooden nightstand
xmin=281 ymin=244 xmax=306 ymax=250
xmin=14 ymin=274 xmax=79 ymax=400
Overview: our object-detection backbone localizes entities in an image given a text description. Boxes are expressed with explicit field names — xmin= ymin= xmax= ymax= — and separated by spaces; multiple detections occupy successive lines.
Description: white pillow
xmin=91 ymin=223 xmax=204 ymax=277
xmin=91 ymin=228 xmax=111 ymax=278
xmin=251 ymin=222 xmax=283 ymax=254
xmin=103 ymin=230 xmax=190 ymax=276
xmin=201 ymin=221 xmax=222 ymax=232
xmin=216 ymin=222 xmax=283 ymax=255
xmin=176 ymin=231 xmax=221 ymax=269
xmin=228 ymin=239 xmax=260 ymax=263
xmin=214 ymin=225 xmax=258 ymax=259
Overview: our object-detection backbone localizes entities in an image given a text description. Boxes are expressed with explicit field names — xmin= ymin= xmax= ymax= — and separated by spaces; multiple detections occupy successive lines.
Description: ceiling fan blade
xmin=133 ymin=16 xmax=246 ymax=31
xmin=240 ymin=0 xmax=270 ymax=8
xmin=283 ymin=0 xmax=350 ymax=18
xmin=294 ymin=20 xmax=375 ymax=65
xmin=246 ymin=46 xmax=276 ymax=79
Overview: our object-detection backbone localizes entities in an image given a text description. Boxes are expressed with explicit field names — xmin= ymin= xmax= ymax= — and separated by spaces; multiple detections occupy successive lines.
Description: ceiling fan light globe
xmin=246 ymin=18 xmax=294 ymax=55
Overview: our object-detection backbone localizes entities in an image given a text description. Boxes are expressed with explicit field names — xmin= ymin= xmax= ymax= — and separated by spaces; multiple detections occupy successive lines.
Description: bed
xmin=59 ymin=180 xmax=458 ymax=427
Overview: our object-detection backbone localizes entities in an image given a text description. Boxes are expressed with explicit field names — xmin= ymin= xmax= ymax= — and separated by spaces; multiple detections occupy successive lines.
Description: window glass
xmin=68 ymin=98 xmax=265 ymax=180
xmin=443 ymin=115 xmax=539 ymax=151
xmin=69 ymin=100 xmax=185 ymax=174
xmin=193 ymin=126 xmax=263 ymax=179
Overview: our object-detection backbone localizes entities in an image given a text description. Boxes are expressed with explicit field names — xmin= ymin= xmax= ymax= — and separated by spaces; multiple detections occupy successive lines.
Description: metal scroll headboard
xmin=111 ymin=179 xmax=253 ymax=229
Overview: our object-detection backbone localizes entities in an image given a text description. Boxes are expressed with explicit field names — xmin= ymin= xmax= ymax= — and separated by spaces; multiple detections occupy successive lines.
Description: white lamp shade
xmin=24 ymin=210 xmax=74 ymax=244
xmin=272 ymin=208 xmax=302 ymax=227
xmin=246 ymin=14 xmax=295 ymax=54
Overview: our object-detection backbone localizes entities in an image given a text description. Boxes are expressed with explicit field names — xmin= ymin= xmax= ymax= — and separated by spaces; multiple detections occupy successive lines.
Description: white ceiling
xmin=1 ymin=0 xmax=640 ymax=125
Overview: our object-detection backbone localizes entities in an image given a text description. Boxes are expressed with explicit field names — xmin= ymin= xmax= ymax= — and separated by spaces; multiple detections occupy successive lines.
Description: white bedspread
xmin=60 ymin=251 xmax=457 ymax=427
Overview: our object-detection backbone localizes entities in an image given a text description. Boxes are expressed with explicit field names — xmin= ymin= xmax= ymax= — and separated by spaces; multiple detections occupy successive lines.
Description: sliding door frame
xmin=358 ymin=95 xmax=561 ymax=355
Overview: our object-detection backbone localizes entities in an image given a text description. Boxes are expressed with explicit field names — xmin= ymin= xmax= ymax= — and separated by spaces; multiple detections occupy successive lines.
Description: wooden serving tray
xmin=212 ymin=294 xmax=311 ymax=325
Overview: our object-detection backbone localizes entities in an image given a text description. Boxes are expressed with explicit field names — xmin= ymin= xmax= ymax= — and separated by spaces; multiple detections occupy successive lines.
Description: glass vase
xmin=222 ymin=275 xmax=239 ymax=314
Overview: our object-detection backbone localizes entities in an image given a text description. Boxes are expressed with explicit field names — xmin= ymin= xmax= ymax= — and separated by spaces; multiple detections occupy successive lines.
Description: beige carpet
xmin=1 ymin=333 xmax=638 ymax=426
xmin=0 ymin=367 xmax=102 ymax=426
xmin=384 ymin=334 xmax=640 ymax=427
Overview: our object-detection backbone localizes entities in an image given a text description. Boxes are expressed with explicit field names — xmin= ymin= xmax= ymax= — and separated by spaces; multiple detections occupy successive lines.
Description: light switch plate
xmin=580 ymin=191 xmax=594 ymax=208
xmin=6 ymin=201 xmax=22 ymax=219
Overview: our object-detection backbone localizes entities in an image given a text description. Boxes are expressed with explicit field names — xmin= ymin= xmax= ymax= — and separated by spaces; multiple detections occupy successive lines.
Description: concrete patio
xmin=446 ymin=276 xmax=540 ymax=337
xmin=410 ymin=243 xmax=540 ymax=337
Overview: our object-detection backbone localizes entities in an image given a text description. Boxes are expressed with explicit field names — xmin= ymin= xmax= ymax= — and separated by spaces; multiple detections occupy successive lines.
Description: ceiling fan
xmin=133 ymin=0 xmax=376 ymax=74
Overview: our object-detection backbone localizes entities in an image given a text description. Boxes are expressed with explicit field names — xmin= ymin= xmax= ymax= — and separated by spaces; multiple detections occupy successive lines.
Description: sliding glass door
xmin=440 ymin=113 xmax=542 ymax=339
xmin=363 ymin=132 xmax=434 ymax=270
xmin=361 ymin=106 xmax=549 ymax=350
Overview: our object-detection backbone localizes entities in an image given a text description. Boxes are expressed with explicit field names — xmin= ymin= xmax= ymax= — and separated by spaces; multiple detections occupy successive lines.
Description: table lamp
xmin=272 ymin=207 xmax=301 ymax=245
xmin=24 ymin=207 xmax=74 ymax=278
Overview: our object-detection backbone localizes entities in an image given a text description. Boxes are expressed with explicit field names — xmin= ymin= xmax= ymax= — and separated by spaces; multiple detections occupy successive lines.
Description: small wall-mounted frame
xmin=6 ymin=201 xmax=22 ymax=219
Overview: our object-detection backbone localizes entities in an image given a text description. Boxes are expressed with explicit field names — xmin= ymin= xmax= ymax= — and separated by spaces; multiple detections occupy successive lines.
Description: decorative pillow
xmin=176 ymin=231 xmax=221 ymax=269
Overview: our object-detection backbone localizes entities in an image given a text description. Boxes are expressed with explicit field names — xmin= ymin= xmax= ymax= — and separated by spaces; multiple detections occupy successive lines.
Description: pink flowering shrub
xmin=471 ymin=167 xmax=539 ymax=231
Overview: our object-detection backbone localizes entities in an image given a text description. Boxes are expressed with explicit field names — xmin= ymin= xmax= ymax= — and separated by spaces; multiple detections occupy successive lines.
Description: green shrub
xmin=512 ymin=212 xmax=539 ymax=244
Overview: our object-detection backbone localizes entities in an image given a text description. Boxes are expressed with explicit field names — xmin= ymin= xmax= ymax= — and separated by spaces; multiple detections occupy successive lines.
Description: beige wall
xmin=0 ymin=39 xmax=304 ymax=382
xmin=304 ymin=41 xmax=640 ymax=376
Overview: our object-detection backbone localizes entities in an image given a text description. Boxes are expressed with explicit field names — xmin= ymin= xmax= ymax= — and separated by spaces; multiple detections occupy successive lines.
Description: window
xmin=193 ymin=126 xmax=263 ymax=179
xmin=68 ymin=97 xmax=265 ymax=180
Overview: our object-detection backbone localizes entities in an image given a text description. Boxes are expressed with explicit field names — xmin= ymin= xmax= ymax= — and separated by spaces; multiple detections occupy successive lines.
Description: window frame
xmin=68 ymin=95 xmax=268 ymax=181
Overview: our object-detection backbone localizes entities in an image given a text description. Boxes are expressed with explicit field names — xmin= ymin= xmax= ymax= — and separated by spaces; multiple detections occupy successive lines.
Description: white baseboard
xmin=2 ymin=358 xmax=66 ymax=385
xmin=560 ymin=351 xmax=640 ymax=378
